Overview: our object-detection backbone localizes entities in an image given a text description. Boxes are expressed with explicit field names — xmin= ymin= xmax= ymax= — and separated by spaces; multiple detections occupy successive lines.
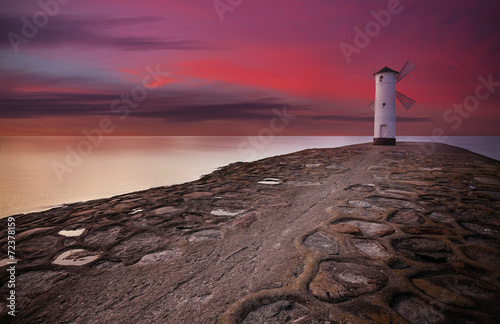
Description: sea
xmin=0 ymin=136 xmax=498 ymax=218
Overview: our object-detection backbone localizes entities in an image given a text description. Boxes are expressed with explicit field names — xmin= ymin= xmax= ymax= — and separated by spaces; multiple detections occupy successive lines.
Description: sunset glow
xmin=1 ymin=0 xmax=499 ymax=136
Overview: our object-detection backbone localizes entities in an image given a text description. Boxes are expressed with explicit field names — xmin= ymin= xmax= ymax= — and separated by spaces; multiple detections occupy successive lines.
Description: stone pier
xmin=1 ymin=142 xmax=499 ymax=323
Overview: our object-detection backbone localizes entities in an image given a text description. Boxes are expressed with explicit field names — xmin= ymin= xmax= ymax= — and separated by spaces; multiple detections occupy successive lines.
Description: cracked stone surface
xmin=344 ymin=220 xmax=395 ymax=237
xmin=309 ymin=261 xmax=388 ymax=303
xmin=241 ymin=300 xmax=308 ymax=324
xmin=52 ymin=249 xmax=100 ymax=266
xmin=353 ymin=239 xmax=389 ymax=257
xmin=137 ymin=250 xmax=178 ymax=265
xmin=1 ymin=142 xmax=499 ymax=323
xmin=188 ymin=229 xmax=223 ymax=242
xmin=392 ymin=295 xmax=446 ymax=324
xmin=303 ymin=231 xmax=339 ymax=255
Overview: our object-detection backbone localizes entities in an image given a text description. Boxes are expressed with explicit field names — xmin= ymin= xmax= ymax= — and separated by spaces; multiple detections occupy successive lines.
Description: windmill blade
xmin=396 ymin=91 xmax=416 ymax=111
xmin=368 ymin=100 xmax=375 ymax=111
xmin=396 ymin=61 xmax=416 ymax=83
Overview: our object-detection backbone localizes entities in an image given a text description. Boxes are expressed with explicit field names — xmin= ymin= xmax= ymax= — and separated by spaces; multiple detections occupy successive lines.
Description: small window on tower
xmin=379 ymin=76 xmax=383 ymax=82
xmin=382 ymin=103 xmax=386 ymax=108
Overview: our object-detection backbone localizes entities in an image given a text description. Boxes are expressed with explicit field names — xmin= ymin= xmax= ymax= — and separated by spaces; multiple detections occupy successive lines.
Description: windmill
xmin=369 ymin=61 xmax=416 ymax=145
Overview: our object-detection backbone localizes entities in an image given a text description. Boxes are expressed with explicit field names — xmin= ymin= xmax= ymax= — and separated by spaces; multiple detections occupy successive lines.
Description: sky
xmin=0 ymin=0 xmax=499 ymax=136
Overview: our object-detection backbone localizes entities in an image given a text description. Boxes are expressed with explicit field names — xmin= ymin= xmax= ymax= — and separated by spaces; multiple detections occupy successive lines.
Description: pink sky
xmin=1 ymin=0 xmax=499 ymax=135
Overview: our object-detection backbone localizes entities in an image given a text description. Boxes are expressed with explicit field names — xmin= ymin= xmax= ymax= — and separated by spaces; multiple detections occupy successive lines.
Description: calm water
xmin=0 ymin=136 xmax=498 ymax=218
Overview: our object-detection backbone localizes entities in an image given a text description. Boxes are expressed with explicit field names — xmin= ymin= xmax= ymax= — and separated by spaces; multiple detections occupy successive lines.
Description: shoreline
xmin=1 ymin=142 xmax=499 ymax=323
xmin=3 ymin=140 xmax=499 ymax=219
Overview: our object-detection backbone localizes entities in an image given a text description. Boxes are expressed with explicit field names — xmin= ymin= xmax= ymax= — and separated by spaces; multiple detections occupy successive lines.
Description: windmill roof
xmin=373 ymin=66 xmax=399 ymax=75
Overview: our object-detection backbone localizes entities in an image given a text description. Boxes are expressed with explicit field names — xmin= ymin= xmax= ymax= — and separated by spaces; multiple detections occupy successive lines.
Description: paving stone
xmin=303 ymin=232 xmax=339 ymax=255
xmin=53 ymin=249 xmax=100 ymax=266
xmin=393 ymin=238 xmax=453 ymax=263
xmin=345 ymin=220 xmax=395 ymax=237
xmin=287 ymin=180 xmax=322 ymax=186
xmin=129 ymin=208 xmax=143 ymax=215
xmin=461 ymin=246 xmax=500 ymax=269
xmin=188 ymin=229 xmax=223 ymax=242
xmin=389 ymin=261 xmax=410 ymax=269
xmin=58 ymin=228 xmax=86 ymax=237
xmin=478 ymin=190 xmax=500 ymax=198
xmin=151 ymin=206 xmax=181 ymax=215
xmin=84 ymin=226 xmax=123 ymax=246
xmin=347 ymin=200 xmax=384 ymax=210
xmin=309 ymin=261 xmax=388 ymax=303
xmin=257 ymin=178 xmax=280 ymax=185
xmin=465 ymin=236 xmax=500 ymax=250
xmin=183 ymin=191 xmax=214 ymax=199
xmin=402 ymin=227 xmax=456 ymax=236
xmin=417 ymin=274 xmax=500 ymax=315
xmin=474 ymin=177 xmax=500 ymax=185
xmin=412 ymin=278 xmax=475 ymax=308
xmin=366 ymin=196 xmax=423 ymax=211
xmin=210 ymin=209 xmax=244 ymax=217
xmin=398 ymin=180 xmax=432 ymax=187
xmin=459 ymin=222 xmax=500 ymax=238
xmin=345 ymin=184 xmax=376 ymax=192
xmin=368 ymin=166 xmax=386 ymax=170
xmin=330 ymin=223 xmax=361 ymax=235
xmin=427 ymin=212 xmax=455 ymax=223
xmin=418 ymin=167 xmax=442 ymax=171
xmin=112 ymin=201 xmax=142 ymax=212
xmin=17 ymin=235 xmax=58 ymax=257
xmin=326 ymin=165 xmax=347 ymax=170
xmin=353 ymin=239 xmax=389 ymax=257
xmin=241 ymin=300 xmax=309 ymax=324
xmin=229 ymin=211 xmax=258 ymax=230
xmin=93 ymin=261 xmax=125 ymax=269
xmin=392 ymin=295 xmax=445 ymax=324
xmin=110 ymin=232 xmax=163 ymax=257
xmin=361 ymin=307 xmax=392 ymax=323
xmin=382 ymin=189 xmax=414 ymax=197
xmin=136 ymin=250 xmax=177 ymax=265
xmin=387 ymin=210 xmax=424 ymax=225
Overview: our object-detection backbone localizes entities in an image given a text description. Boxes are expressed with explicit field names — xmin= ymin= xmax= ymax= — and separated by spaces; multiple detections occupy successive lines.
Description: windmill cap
xmin=373 ymin=66 xmax=399 ymax=75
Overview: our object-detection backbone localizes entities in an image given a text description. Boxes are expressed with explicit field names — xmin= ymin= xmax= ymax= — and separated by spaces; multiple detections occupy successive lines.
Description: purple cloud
xmin=0 ymin=15 xmax=211 ymax=51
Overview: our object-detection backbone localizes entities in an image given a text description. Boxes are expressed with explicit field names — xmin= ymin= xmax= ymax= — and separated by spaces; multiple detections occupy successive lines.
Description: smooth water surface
xmin=0 ymin=136 xmax=498 ymax=217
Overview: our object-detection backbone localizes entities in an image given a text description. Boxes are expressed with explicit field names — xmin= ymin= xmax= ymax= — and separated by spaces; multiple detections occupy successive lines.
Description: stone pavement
xmin=1 ymin=142 xmax=499 ymax=323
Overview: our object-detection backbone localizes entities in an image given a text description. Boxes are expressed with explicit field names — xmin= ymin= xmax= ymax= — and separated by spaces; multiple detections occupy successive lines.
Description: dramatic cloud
xmin=0 ymin=88 xmax=303 ymax=124
xmin=0 ymin=15 xmax=210 ymax=51
xmin=309 ymin=115 xmax=433 ymax=123
xmin=0 ymin=0 xmax=498 ymax=135
xmin=0 ymin=93 xmax=117 ymax=118
xmin=133 ymin=102 xmax=303 ymax=122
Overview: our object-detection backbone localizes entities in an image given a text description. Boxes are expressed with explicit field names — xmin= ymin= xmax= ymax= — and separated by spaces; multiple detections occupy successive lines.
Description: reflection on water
xmin=0 ymin=136 xmax=498 ymax=217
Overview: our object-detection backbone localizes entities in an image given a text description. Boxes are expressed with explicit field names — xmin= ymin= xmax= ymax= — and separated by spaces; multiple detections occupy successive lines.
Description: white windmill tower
xmin=370 ymin=61 xmax=416 ymax=145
